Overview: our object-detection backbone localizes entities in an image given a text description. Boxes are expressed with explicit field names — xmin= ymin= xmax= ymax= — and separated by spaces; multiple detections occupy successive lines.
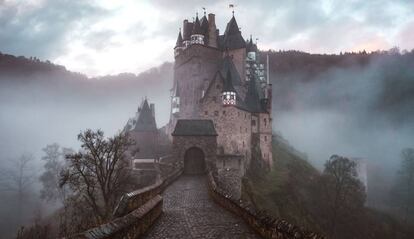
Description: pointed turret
xmin=225 ymin=16 xmax=240 ymax=35
xmin=222 ymin=15 xmax=246 ymax=50
xmin=192 ymin=15 xmax=202 ymax=35
xmin=174 ymin=29 xmax=184 ymax=57
xmin=135 ymin=99 xmax=157 ymax=131
xmin=175 ymin=30 xmax=183 ymax=48
xmin=200 ymin=15 xmax=209 ymax=40
xmin=190 ymin=14 xmax=205 ymax=45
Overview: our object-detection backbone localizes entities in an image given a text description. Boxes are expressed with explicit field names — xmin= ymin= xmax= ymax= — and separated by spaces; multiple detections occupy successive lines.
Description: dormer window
xmin=222 ymin=91 xmax=236 ymax=105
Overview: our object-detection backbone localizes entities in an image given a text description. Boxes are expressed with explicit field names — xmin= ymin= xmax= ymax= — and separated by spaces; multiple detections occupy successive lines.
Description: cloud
xmin=0 ymin=0 xmax=106 ymax=60
xmin=1 ymin=0 xmax=413 ymax=76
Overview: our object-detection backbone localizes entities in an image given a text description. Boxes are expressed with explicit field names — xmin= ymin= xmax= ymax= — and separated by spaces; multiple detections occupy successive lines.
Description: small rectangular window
xmin=265 ymin=136 xmax=267 ymax=141
xmin=252 ymin=120 xmax=256 ymax=126
xmin=223 ymin=110 xmax=226 ymax=115
xmin=204 ymin=111 xmax=208 ymax=115
xmin=264 ymin=118 xmax=267 ymax=126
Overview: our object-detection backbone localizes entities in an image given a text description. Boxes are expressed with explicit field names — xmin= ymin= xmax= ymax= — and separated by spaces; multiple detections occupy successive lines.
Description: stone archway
xmin=184 ymin=147 xmax=206 ymax=174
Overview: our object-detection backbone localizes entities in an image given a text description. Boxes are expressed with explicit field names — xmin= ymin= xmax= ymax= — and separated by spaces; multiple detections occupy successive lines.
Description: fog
xmin=270 ymin=54 xmax=414 ymax=206
xmin=0 ymin=63 xmax=173 ymax=237
xmin=1 ymin=52 xmax=413 ymax=236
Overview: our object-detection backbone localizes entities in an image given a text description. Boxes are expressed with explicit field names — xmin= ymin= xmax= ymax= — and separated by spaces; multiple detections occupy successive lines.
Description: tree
xmin=39 ymin=143 xmax=72 ymax=203
xmin=60 ymin=129 xmax=134 ymax=226
xmin=0 ymin=154 xmax=36 ymax=224
xmin=312 ymin=155 xmax=366 ymax=238
xmin=391 ymin=148 xmax=414 ymax=224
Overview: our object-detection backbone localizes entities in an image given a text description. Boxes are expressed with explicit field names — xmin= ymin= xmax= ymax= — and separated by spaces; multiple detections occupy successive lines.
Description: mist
xmin=269 ymin=51 xmax=414 ymax=206
xmin=0 ymin=62 xmax=173 ymax=238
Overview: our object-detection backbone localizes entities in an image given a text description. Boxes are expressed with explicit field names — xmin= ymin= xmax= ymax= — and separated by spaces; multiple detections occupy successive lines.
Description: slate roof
xmin=134 ymin=99 xmax=157 ymax=131
xmin=175 ymin=31 xmax=183 ymax=48
xmin=244 ymin=75 xmax=265 ymax=113
xmin=222 ymin=69 xmax=235 ymax=92
xmin=172 ymin=119 xmax=218 ymax=136
xmin=221 ymin=16 xmax=246 ymax=50
xmin=200 ymin=15 xmax=209 ymax=36
xmin=192 ymin=16 xmax=202 ymax=35
xmin=220 ymin=56 xmax=241 ymax=86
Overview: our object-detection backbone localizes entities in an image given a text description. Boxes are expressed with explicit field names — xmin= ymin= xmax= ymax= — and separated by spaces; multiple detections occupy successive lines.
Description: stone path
xmin=143 ymin=175 xmax=261 ymax=239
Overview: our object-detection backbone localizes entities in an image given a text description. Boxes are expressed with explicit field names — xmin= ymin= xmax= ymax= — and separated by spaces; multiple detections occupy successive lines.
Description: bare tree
xmin=60 ymin=129 xmax=134 ymax=226
xmin=39 ymin=143 xmax=72 ymax=203
xmin=0 ymin=154 xmax=35 ymax=224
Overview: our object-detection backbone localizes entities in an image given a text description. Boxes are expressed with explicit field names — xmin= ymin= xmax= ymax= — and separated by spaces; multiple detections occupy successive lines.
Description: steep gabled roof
xmin=134 ymin=99 xmax=157 ymax=132
xmin=244 ymin=75 xmax=265 ymax=113
xmin=192 ymin=16 xmax=202 ymax=35
xmin=200 ymin=15 xmax=209 ymax=35
xmin=222 ymin=69 xmax=235 ymax=92
xmin=172 ymin=119 xmax=217 ymax=136
xmin=175 ymin=31 xmax=183 ymax=48
xmin=222 ymin=16 xmax=246 ymax=50
xmin=220 ymin=56 xmax=241 ymax=86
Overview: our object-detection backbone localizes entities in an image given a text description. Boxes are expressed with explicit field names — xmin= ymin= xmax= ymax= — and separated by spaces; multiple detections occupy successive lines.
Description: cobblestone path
xmin=143 ymin=175 xmax=261 ymax=239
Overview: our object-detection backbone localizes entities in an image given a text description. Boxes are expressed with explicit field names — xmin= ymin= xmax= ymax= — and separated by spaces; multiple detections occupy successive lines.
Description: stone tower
xmin=167 ymin=12 xmax=273 ymax=173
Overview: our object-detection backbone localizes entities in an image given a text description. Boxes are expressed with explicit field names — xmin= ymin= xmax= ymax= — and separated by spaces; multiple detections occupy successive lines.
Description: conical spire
xmin=192 ymin=14 xmax=202 ymax=35
xmin=222 ymin=15 xmax=245 ymax=50
xmin=223 ymin=69 xmax=236 ymax=92
xmin=175 ymin=29 xmax=183 ymax=48
xmin=200 ymin=15 xmax=209 ymax=35
xmin=135 ymin=99 xmax=157 ymax=131
xmin=224 ymin=16 xmax=240 ymax=35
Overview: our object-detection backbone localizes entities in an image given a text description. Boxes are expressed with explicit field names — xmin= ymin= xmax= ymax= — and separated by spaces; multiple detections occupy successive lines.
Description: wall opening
xmin=184 ymin=147 xmax=206 ymax=174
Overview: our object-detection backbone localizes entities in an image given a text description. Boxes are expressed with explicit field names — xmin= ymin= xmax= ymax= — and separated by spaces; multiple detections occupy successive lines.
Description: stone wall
xmin=113 ymin=166 xmax=182 ymax=218
xmin=172 ymin=135 xmax=217 ymax=171
xmin=67 ymin=162 xmax=182 ymax=239
xmin=207 ymin=172 xmax=326 ymax=239
xmin=68 ymin=195 xmax=163 ymax=239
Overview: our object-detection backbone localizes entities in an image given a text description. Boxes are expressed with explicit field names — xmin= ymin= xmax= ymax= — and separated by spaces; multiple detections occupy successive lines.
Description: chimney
xmin=183 ymin=19 xmax=189 ymax=40
xmin=150 ymin=103 xmax=155 ymax=117
xmin=208 ymin=13 xmax=217 ymax=48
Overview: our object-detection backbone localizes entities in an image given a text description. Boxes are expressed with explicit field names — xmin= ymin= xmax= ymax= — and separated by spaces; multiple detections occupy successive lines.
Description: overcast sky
xmin=1 ymin=0 xmax=413 ymax=76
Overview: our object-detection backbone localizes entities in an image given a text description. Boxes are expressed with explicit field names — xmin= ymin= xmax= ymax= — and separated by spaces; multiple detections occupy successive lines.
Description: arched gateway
xmin=172 ymin=119 xmax=217 ymax=174
xmin=184 ymin=147 xmax=206 ymax=174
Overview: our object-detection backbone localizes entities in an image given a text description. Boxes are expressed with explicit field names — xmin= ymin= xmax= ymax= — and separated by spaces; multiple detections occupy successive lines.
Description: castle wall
xmin=128 ymin=131 xmax=159 ymax=159
xmin=258 ymin=113 xmax=273 ymax=167
xmin=200 ymin=78 xmax=252 ymax=173
xmin=172 ymin=135 xmax=217 ymax=170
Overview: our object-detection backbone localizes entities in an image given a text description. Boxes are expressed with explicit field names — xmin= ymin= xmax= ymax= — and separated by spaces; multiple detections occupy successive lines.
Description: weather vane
xmin=229 ymin=4 xmax=236 ymax=16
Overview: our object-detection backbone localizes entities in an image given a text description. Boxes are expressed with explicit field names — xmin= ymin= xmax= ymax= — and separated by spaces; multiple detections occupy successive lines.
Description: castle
xmin=125 ymin=11 xmax=273 ymax=175
xmin=166 ymin=11 xmax=273 ymax=173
